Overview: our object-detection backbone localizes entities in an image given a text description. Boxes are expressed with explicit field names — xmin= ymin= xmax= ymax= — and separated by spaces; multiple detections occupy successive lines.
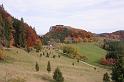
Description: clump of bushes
xmin=62 ymin=45 xmax=87 ymax=61
xmin=62 ymin=45 xmax=79 ymax=58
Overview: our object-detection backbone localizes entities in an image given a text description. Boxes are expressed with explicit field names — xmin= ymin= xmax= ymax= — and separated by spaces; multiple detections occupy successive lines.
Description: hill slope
xmin=0 ymin=47 xmax=109 ymax=82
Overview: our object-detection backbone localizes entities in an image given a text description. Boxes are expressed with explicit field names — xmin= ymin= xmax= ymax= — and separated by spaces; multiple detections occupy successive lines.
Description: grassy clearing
xmin=0 ymin=46 xmax=109 ymax=82
xmin=65 ymin=42 xmax=106 ymax=65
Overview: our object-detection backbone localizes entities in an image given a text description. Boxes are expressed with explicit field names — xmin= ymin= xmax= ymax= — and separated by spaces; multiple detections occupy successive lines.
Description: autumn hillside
xmin=43 ymin=25 xmax=93 ymax=43
xmin=0 ymin=5 xmax=40 ymax=48
xmin=98 ymin=30 xmax=124 ymax=41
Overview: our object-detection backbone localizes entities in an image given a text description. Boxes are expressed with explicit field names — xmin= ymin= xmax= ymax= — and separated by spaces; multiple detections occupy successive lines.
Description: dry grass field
xmin=0 ymin=46 xmax=110 ymax=82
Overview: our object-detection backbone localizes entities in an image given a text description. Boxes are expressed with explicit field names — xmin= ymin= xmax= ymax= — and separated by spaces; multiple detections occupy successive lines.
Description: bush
xmin=53 ymin=55 xmax=56 ymax=58
xmin=63 ymin=46 xmax=78 ymax=58
xmin=58 ymin=55 xmax=61 ymax=58
xmin=100 ymin=58 xmax=116 ymax=65
xmin=53 ymin=67 xmax=64 ymax=82
xmin=72 ymin=62 xmax=74 ymax=66
xmin=26 ymin=47 xmax=31 ymax=53
xmin=0 ymin=49 xmax=4 ymax=60
xmin=103 ymin=72 xmax=110 ymax=82
xmin=62 ymin=45 xmax=84 ymax=60
xmin=34 ymin=41 xmax=42 ymax=52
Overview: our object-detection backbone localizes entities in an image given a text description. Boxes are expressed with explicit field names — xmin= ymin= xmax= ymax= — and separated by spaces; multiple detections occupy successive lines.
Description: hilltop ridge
xmin=44 ymin=25 xmax=93 ymax=43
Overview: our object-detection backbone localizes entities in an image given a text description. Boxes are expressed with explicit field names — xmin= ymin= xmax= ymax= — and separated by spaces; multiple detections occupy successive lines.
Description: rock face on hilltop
xmin=0 ymin=5 xmax=40 ymax=47
xmin=99 ymin=30 xmax=124 ymax=41
xmin=43 ymin=25 xmax=93 ymax=43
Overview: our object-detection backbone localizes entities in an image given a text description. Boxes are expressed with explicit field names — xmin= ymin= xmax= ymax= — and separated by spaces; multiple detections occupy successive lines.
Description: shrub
xmin=34 ymin=41 xmax=42 ymax=52
xmin=77 ymin=59 xmax=79 ymax=63
xmin=26 ymin=47 xmax=31 ymax=53
xmin=63 ymin=46 xmax=78 ymax=58
xmin=0 ymin=49 xmax=4 ymax=60
xmin=72 ymin=62 xmax=74 ymax=66
xmin=100 ymin=58 xmax=116 ymax=65
xmin=62 ymin=45 xmax=83 ymax=60
xmin=58 ymin=55 xmax=61 ymax=58
xmin=103 ymin=72 xmax=110 ymax=82
xmin=53 ymin=55 xmax=56 ymax=58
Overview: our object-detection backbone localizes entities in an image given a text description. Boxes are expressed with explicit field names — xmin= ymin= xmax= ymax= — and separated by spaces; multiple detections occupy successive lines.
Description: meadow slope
xmin=66 ymin=43 xmax=106 ymax=65
xmin=0 ymin=46 xmax=110 ymax=82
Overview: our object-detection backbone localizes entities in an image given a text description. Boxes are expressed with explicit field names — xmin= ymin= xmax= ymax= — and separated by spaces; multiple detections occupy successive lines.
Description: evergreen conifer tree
xmin=35 ymin=62 xmax=39 ymax=72
xmin=47 ymin=61 xmax=51 ymax=73
xmin=53 ymin=67 xmax=64 ymax=82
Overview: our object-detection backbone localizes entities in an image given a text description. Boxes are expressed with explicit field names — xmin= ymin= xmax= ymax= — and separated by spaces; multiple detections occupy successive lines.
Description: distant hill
xmin=0 ymin=5 xmax=40 ymax=47
xmin=98 ymin=30 xmax=124 ymax=41
xmin=43 ymin=25 xmax=93 ymax=43
xmin=43 ymin=25 xmax=124 ymax=44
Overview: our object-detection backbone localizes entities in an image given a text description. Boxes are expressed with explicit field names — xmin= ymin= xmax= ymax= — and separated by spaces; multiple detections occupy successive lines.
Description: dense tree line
xmin=111 ymin=41 xmax=124 ymax=82
xmin=0 ymin=5 xmax=40 ymax=48
xmin=103 ymin=41 xmax=124 ymax=82
xmin=13 ymin=18 xmax=26 ymax=47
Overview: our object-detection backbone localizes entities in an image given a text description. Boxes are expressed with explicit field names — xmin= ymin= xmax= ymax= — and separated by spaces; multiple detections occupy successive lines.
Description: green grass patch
xmin=65 ymin=42 xmax=106 ymax=65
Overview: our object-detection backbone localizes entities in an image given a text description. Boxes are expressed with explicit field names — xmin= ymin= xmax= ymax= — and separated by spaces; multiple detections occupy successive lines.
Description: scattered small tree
xmin=35 ymin=62 xmax=39 ymax=72
xmin=77 ymin=59 xmax=79 ymax=63
xmin=72 ymin=62 xmax=74 ymax=66
xmin=46 ymin=53 xmax=49 ymax=57
xmin=53 ymin=67 xmax=64 ymax=82
xmin=43 ymin=52 xmax=45 ymax=56
xmin=47 ymin=61 xmax=51 ymax=73
xmin=40 ymin=53 xmax=42 ymax=57
xmin=103 ymin=72 xmax=110 ymax=82
xmin=53 ymin=55 xmax=56 ymax=58
xmin=58 ymin=55 xmax=61 ymax=58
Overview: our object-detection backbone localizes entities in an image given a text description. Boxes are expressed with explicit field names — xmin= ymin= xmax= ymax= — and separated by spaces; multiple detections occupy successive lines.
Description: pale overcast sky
xmin=0 ymin=0 xmax=124 ymax=35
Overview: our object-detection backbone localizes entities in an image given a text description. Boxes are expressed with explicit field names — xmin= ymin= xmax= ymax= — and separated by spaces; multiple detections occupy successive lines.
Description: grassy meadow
xmin=0 ymin=43 xmax=110 ymax=82
xmin=65 ymin=42 xmax=106 ymax=65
